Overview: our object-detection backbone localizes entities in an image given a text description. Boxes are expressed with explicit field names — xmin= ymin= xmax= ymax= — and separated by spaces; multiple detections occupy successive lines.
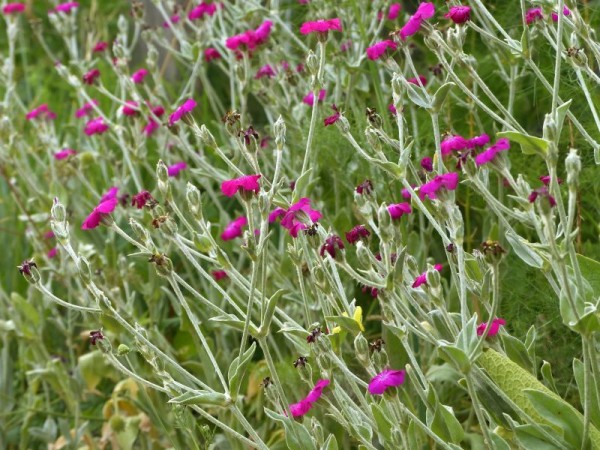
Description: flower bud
xmin=273 ymin=116 xmax=286 ymax=149
xmin=117 ymin=344 xmax=131 ymax=356
xmin=78 ymin=255 xmax=92 ymax=285
xmin=305 ymin=50 xmax=319 ymax=76
xmin=156 ymin=160 xmax=171 ymax=198
xmin=542 ymin=113 xmax=557 ymax=142
xmin=193 ymin=233 xmax=213 ymax=253
xmin=186 ymin=182 xmax=202 ymax=218
xmin=355 ymin=241 xmax=373 ymax=270
xmin=354 ymin=333 xmax=370 ymax=367
xmin=117 ymin=14 xmax=128 ymax=35
xmin=377 ymin=203 xmax=393 ymax=242
xmin=565 ymin=148 xmax=581 ymax=188
xmin=149 ymin=253 xmax=173 ymax=277
xmin=372 ymin=347 xmax=389 ymax=370
xmin=311 ymin=418 xmax=324 ymax=446
xmin=197 ymin=124 xmax=217 ymax=147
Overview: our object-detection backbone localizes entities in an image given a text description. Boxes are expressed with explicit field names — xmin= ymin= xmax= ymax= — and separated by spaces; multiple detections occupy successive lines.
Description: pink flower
xmin=289 ymin=379 xmax=330 ymax=417
xmin=324 ymin=104 xmax=341 ymax=126
xmin=268 ymin=207 xmax=286 ymax=223
xmin=221 ymin=216 xmax=247 ymax=241
xmin=474 ymin=138 xmax=510 ymax=166
xmin=525 ymin=7 xmax=543 ymax=25
xmin=26 ymin=104 xmax=56 ymax=121
xmin=299 ymin=18 xmax=342 ymax=35
xmin=368 ymin=369 xmax=405 ymax=395
xmin=47 ymin=247 xmax=58 ymax=259
xmin=280 ymin=198 xmax=322 ymax=237
xmin=420 ymin=173 xmax=459 ymax=200
xmin=75 ymin=100 xmax=98 ymax=118
xmin=255 ymin=64 xmax=276 ymax=79
xmin=144 ymin=119 xmax=160 ymax=136
xmin=82 ymin=196 xmax=118 ymax=230
xmin=122 ymin=101 xmax=139 ymax=116
xmin=407 ymin=75 xmax=427 ymax=87
xmin=167 ymin=162 xmax=187 ymax=177
xmin=421 ymin=156 xmax=433 ymax=172
xmin=54 ymin=148 xmax=77 ymax=160
xmin=399 ymin=2 xmax=435 ymax=40
xmin=212 ymin=270 xmax=228 ymax=281
xmin=388 ymin=104 xmax=397 ymax=115
xmin=221 ymin=174 xmax=262 ymax=197
xmin=346 ymin=225 xmax=370 ymax=244
xmin=204 ymin=47 xmax=221 ymax=62
xmin=320 ymin=235 xmax=345 ymax=258
xmin=401 ymin=188 xmax=411 ymax=199
xmin=445 ymin=6 xmax=471 ymax=24
xmin=189 ymin=2 xmax=217 ymax=20
xmin=340 ymin=40 xmax=352 ymax=52
xmin=82 ymin=68 xmax=100 ymax=85
xmin=226 ymin=20 xmax=273 ymax=52
xmin=540 ymin=175 xmax=562 ymax=186
xmin=388 ymin=203 xmax=412 ymax=220
xmin=2 ymin=3 xmax=25 ymax=14
xmin=92 ymin=41 xmax=108 ymax=53
xmin=551 ymin=6 xmax=570 ymax=22
xmin=100 ymin=186 xmax=119 ymax=202
xmin=303 ymin=89 xmax=326 ymax=107
xmin=131 ymin=190 xmax=155 ymax=209
xmin=84 ymin=117 xmax=109 ymax=136
xmin=162 ymin=14 xmax=180 ymax=28
xmin=366 ymin=40 xmax=397 ymax=60
xmin=131 ymin=68 xmax=149 ymax=84
xmin=254 ymin=20 xmax=273 ymax=45
xmin=388 ymin=3 xmax=402 ymax=20
xmin=529 ymin=186 xmax=556 ymax=208
xmin=412 ymin=263 xmax=442 ymax=288
xmin=477 ymin=318 xmax=506 ymax=337
xmin=441 ymin=135 xmax=469 ymax=156
xmin=169 ymin=98 xmax=197 ymax=126
xmin=51 ymin=2 xmax=79 ymax=14
xmin=467 ymin=133 xmax=490 ymax=148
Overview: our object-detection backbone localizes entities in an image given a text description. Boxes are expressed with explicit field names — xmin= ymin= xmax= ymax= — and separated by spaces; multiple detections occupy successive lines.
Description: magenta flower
xmin=268 ymin=207 xmax=286 ymax=223
xmin=167 ymin=162 xmax=187 ymax=177
xmin=420 ymin=173 xmax=459 ymax=200
xmin=169 ymin=98 xmax=197 ymax=127
xmin=467 ymin=133 xmax=490 ymax=148
xmin=26 ymin=104 xmax=56 ymax=121
xmin=131 ymin=68 xmax=149 ymax=84
xmin=47 ymin=247 xmax=58 ymax=259
xmin=477 ymin=318 xmax=506 ymax=337
xmin=226 ymin=20 xmax=273 ymax=52
xmin=421 ymin=156 xmax=433 ymax=172
xmin=144 ymin=120 xmax=160 ymax=136
xmin=551 ymin=6 xmax=570 ymax=22
xmin=540 ymin=175 xmax=562 ymax=186
xmin=51 ymin=2 xmax=79 ymax=14
xmin=445 ymin=6 xmax=471 ymax=24
xmin=92 ymin=41 xmax=108 ymax=53
xmin=407 ymin=75 xmax=428 ymax=87
xmin=75 ymin=100 xmax=98 ymax=118
xmin=399 ymin=2 xmax=435 ymax=40
xmin=474 ymin=138 xmax=510 ymax=166
xmin=366 ymin=40 xmax=397 ymax=60
xmin=122 ymin=101 xmax=139 ymax=116
xmin=303 ymin=89 xmax=326 ymax=107
xmin=255 ymin=64 xmax=276 ymax=79
xmin=388 ymin=104 xmax=398 ymax=115
xmin=82 ymin=68 xmax=100 ymax=85
xmin=54 ymin=148 xmax=77 ymax=160
xmin=82 ymin=196 xmax=118 ymax=230
xmin=346 ymin=225 xmax=370 ymax=244
xmin=412 ymin=263 xmax=443 ymax=288
xmin=2 ymin=3 xmax=25 ymax=14
xmin=84 ymin=117 xmax=108 ymax=136
xmin=221 ymin=216 xmax=247 ymax=241
xmin=189 ymin=2 xmax=217 ymax=20
xmin=388 ymin=203 xmax=412 ymax=220
xmin=204 ymin=47 xmax=221 ymax=62
xmin=401 ymin=187 xmax=411 ymax=199
xmin=441 ymin=134 xmax=469 ymax=156
xmin=100 ymin=186 xmax=119 ymax=202
xmin=356 ymin=179 xmax=373 ymax=195
xmin=221 ymin=174 xmax=262 ymax=197
xmin=529 ymin=186 xmax=556 ymax=208
xmin=368 ymin=369 xmax=405 ymax=395
xmin=212 ymin=270 xmax=228 ymax=281
xmin=280 ymin=198 xmax=322 ymax=238
xmin=289 ymin=379 xmax=330 ymax=417
xmin=525 ymin=7 xmax=543 ymax=25
xmin=320 ymin=235 xmax=345 ymax=258
xmin=162 ymin=14 xmax=180 ymax=28
xmin=388 ymin=3 xmax=402 ymax=20
xmin=254 ymin=20 xmax=273 ymax=44
xmin=324 ymin=104 xmax=341 ymax=126
xmin=300 ymin=18 xmax=342 ymax=35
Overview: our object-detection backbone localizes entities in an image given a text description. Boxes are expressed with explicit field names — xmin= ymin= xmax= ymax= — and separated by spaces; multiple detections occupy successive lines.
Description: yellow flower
xmin=332 ymin=306 xmax=365 ymax=334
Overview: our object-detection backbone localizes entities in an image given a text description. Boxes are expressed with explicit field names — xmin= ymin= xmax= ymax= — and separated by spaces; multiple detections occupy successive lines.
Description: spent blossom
xmin=346 ymin=225 xmax=370 ymax=244
xmin=445 ymin=6 xmax=471 ymax=24
xmin=368 ymin=369 xmax=406 ymax=395
xmin=320 ymin=235 xmax=345 ymax=259
xmin=131 ymin=191 xmax=156 ymax=209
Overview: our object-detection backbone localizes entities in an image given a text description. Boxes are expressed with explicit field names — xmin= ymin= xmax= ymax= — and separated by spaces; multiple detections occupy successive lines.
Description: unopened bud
xmin=78 ymin=255 xmax=92 ymax=284
xmin=156 ymin=160 xmax=171 ymax=198
xmin=354 ymin=333 xmax=370 ymax=367
xmin=565 ymin=148 xmax=581 ymax=188
xmin=117 ymin=344 xmax=131 ymax=355
xmin=117 ymin=15 xmax=128 ymax=35
xmin=197 ymin=124 xmax=217 ymax=147
xmin=306 ymin=50 xmax=318 ymax=76
xmin=274 ymin=116 xmax=286 ymax=148
xmin=193 ymin=233 xmax=213 ymax=253
xmin=543 ymin=114 xmax=557 ymax=142
xmin=186 ymin=183 xmax=202 ymax=217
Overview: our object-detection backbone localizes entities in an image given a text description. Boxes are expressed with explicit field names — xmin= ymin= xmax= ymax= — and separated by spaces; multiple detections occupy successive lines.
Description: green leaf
xmin=228 ymin=342 xmax=256 ymax=398
xmin=371 ymin=403 xmax=393 ymax=442
xmin=209 ymin=314 xmax=258 ymax=335
xmin=430 ymin=82 xmax=455 ymax=113
xmin=321 ymin=434 xmax=338 ymax=450
xmin=577 ymin=254 xmax=600 ymax=296
xmin=405 ymin=84 xmax=432 ymax=109
xmin=573 ymin=359 xmax=600 ymax=430
xmin=540 ymin=361 xmax=558 ymax=393
xmin=325 ymin=315 xmax=362 ymax=335
xmin=292 ymin=169 xmax=313 ymax=202
xmin=260 ymin=290 xmax=288 ymax=336
xmin=555 ymin=100 xmax=572 ymax=139
xmin=264 ymin=408 xmax=317 ymax=450
xmin=168 ymin=390 xmax=230 ymax=407
xmin=438 ymin=344 xmax=471 ymax=373
xmin=497 ymin=131 xmax=550 ymax=157
xmin=501 ymin=334 xmax=533 ymax=372
xmin=506 ymin=231 xmax=543 ymax=268
xmin=78 ymin=350 xmax=110 ymax=391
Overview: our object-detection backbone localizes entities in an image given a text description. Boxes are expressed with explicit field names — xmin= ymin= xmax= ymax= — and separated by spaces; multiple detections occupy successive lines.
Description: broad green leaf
xmin=431 ymin=82 xmax=455 ymax=113
xmin=168 ymin=390 xmax=229 ymax=407
xmin=371 ymin=403 xmax=393 ymax=442
xmin=540 ymin=361 xmax=558 ymax=393
xmin=497 ymin=131 xmax=549 ymax=157
xmin=321 ymin=434 xmax=338 ymax=450
xmin=506 ymin=231 xmax=543 ymax=268
xmin=573 ymin=359 xmax=600 ymax=430
xmin=260 ymin=290 xmax=288 ymax=336
xmin=265 ymin=408 xmax=317 ymax=450
xmin=209 ymin=314 xmax=257 ymax=335
xmin=228 ymin=342 xmax=256 ymax=398
xmin=501 ymin=334 xmax=533 ymax=372
xmin=577 ymin=254 xmax=600 ymax=296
